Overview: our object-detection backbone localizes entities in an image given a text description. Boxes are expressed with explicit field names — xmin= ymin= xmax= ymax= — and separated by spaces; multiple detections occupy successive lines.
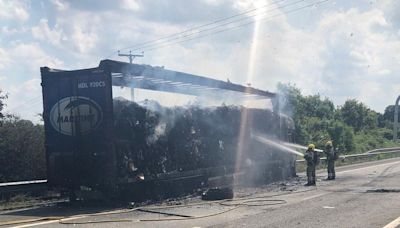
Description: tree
xmin=383 ymin=105 xmax=395 ymax=122
xmin=327 ymin=120 xmax=355 ymax=152
xmin=275 ymin=84 xmax=395 ymax=154
xmin=0 ymin=90 xmax=6 ymax=119
xmin=302 ymin=95 xmax=335 ymax=120
xmin=0 ymin=116 xmax=46 ymax=182
xmin=276 ymin=83 xmax=335 ymax=121
xmin=339 ymin=99 xmax=377 ymax=132
xmin=299 ymin=117 xmax=331 ymax=148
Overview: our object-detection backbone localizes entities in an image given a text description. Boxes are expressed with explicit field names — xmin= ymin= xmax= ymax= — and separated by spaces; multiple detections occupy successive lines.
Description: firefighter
xmin=324 ymin=140 xmax=337 ymax=180
xmin=304 ymin=144 xmax=319 ymax=186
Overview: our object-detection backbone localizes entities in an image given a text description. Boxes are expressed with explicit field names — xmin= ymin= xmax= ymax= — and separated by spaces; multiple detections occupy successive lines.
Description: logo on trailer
xmin=50 ymin=96 xmax=103 ymax=136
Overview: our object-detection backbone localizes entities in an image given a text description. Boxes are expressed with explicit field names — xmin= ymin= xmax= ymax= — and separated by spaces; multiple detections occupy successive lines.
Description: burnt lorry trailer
xmin=41 ymin=59 xmax=296 ymax=201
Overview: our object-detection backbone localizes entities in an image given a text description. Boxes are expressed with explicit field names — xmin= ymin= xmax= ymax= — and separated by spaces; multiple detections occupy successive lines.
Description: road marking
xmin=13 ymin=220 xmax=60 ymax=228
xmin=383 ymin=215 xmax=400 ymax=228
xmin=302 ymin=192 xmax=329 ymax=201
xmin=323 ymin=206 xmax=335 ymax=209
xmin=13 ymin=160 xmax=400 ymax=227
xmin=13 ymin=216 xmax=86 ymax=228
xmin=337 ymin=160 xmax=400 ymax=174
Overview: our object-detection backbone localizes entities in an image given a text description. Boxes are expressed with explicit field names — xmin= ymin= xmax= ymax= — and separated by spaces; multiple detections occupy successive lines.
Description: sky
xmin=0 ymin=0 xmax=399 ymax=122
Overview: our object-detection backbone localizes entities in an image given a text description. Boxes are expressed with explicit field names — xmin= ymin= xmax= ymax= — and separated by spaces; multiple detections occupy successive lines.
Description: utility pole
xmin=118 ymin=50 xmax=144 ymax=64
xmin=117 ymin=50 xmax=144 ymax=101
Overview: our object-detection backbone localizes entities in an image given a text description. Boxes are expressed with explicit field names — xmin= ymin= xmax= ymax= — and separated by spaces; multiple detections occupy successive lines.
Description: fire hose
xmin=57 ymin=187 xmax=315 ymax=225
xmin=57 ymin=197 xmax=287 ymax=224
xmin=0 ymin=188 xmax=316 ymax=226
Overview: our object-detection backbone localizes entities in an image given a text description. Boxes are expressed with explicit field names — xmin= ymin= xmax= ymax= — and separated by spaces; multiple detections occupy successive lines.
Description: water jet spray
xmin=250 ymin=132 xmax=304 ymax=157
xmin=283 ymin=142 xmax=323 ymax=153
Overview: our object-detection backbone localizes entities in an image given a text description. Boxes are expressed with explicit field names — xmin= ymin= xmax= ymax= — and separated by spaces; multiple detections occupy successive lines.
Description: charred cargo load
xmin=41 ymin=60 xmax=296 ymax=201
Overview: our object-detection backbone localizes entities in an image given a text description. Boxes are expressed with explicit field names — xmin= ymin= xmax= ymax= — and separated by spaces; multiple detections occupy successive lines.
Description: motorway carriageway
xmin=2 ymin=157 xmax=400 ymax=228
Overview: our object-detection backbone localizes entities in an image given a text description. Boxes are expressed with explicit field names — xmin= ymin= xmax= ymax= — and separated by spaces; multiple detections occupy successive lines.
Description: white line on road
xmin=301 ymin=192 xmax=329 ymax=201
xmin=383 ymin=216 xmax=400 ymax=228
xmin=336 ymin=160 xmax=400 ymax=174
xmin=13 ymin=160 xmax=400 ymax=228
xmin=12 ymin=216 xmax=86 ymax=228
xmin=13 ymin=220 xmax=61 ymax=228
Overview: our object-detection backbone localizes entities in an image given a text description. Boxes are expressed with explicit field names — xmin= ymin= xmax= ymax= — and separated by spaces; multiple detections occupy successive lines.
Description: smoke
xmin=113 ymin=95 xmax=297 ymax=189
xmin=109 ymin=65 xmax=299 ymax=191
xmin=112 ymin=71 xmax=273 ymax=110
xmin=147 ymin=120 xmax=167 ymax=144
xmin=140 ymin=99 xmax=177 ymax=145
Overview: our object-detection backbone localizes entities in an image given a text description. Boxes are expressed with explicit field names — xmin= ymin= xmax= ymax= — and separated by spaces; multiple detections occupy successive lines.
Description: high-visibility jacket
xmin=304 ymin=149 xmax=319 ymax=167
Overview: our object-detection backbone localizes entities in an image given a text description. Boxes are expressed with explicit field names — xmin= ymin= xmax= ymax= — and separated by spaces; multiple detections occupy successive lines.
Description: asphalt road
xmin=2 ymin=157 xmax=400 ymax=228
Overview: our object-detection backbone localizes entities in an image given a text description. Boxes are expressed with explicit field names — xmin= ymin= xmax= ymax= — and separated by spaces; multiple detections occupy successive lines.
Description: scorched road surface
xmin=3 ymin=157 xmax=400 ymax=228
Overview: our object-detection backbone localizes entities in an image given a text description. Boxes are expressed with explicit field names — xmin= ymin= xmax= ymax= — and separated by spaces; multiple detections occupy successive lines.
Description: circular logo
xmin=50 ymin=96 xmax=103 ymax=136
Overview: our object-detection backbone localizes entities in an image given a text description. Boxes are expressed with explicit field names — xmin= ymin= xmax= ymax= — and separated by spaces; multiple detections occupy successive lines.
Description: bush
xmin=0 ymin=117 xmax=46 ymax=182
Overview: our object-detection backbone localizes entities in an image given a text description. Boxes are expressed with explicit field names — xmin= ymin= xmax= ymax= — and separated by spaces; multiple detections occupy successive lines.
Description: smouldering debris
xmin=113 ymin=99 xmax=296 ymax=187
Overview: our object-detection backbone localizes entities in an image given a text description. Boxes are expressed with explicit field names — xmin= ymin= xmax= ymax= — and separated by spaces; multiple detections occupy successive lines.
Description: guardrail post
xmin=394 ymin=96 xmax=400 ymax=141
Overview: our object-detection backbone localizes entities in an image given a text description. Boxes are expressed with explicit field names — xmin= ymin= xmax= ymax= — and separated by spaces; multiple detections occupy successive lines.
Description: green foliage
xmin=277 ymin=83 xmax=399 ymax=154
xmin=339 ymin=99 xmax=378 ymax=132
xmin=383 ymin=105 xmax=395 ymax=122
xmin=0 ymin=90 xmax=7 ymax=119
xmin=327 ymin=120 xmax=355 ymax=152
xmin=353 ymin=128 xmax=398 ymax=153
xmin=0 ymin=116 xmax=46 ymax=182
xmin=380 ymin=105 xmax=400 ymax=129
xmin=1 ymin=82 xmax=399 ymax=183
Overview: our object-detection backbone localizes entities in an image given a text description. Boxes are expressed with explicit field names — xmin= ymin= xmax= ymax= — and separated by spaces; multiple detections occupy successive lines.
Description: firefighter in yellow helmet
xmin=324 ymin=140 xmax=337 ymax=180
xmin=304 ymin=144 xmax=319 ymax=186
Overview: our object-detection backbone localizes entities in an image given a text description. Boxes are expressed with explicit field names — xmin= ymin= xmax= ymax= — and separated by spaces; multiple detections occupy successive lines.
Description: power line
xmin=128 ymin=0 xmax=307 ymax=53
xmin=11 ymin=1 xmax=329 ymax=113
xmin=116 ymin=0 xmax=286 ymax=53
xmin=104 ymin=0 xmax=301 ymax=59
xmin=140 ymin=0 xmax=329 ymax=53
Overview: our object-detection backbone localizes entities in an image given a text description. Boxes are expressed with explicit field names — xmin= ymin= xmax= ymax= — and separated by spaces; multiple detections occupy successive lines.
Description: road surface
xmin=2 ymin=157 xmax=400 ymax=228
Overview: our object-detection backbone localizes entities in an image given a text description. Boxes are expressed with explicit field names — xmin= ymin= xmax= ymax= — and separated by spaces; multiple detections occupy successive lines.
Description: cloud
xmin=70 ymin=25 xmax=98 ymax=53
xmin=2 ymin=0 xmax=400 ymax=123
xmin=5 ymin=78 xmax=42 ymax=122
xmin=51 ymin=0 xmax=141 ymax=13
xmin=135 ymin=0 xmax=237 ymax=24
xmin=121 ymin=0 xmax=140 ymax=11
xmin=48 ymin=10 xmax=100 ymax=54
xmin=204 ymin=0 xmax=229 ymax=6
xmin=378 ymin=0 xmax=400 ymax=29
xmin=31 ymin=18 xmax=66 ymax=46
xmin=1 ymin=26 xmax=29 ymax=36
xmin=51 ymin=0 xmax=69 ymax=11
xmin=315 ymin=8 xmax=400 ymax=108
xmin=8 ymin=42 xmax=63 ymax=74
xmin=0 ymin=43 xmax=63 ymax=87
xmin=0 ymin=0 xmax=29 ymax=22
xmin=141 ymin=4 xmax=400 ymax=112
xmin=0 ymin=47 xmax=11 ymax=70
xmin=0 ymin=42 xmax=60 ymax=122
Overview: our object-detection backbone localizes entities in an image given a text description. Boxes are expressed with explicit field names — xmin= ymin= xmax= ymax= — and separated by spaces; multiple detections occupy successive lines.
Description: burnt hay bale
xmin=113 ymin=99 xmax=295 ymax=184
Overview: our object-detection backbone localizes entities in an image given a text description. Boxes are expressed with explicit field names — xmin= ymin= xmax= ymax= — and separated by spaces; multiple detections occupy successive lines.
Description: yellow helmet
xmin=326 ymin=140 xmax=333 ymax=147
xmin=308 ymin=144 xmax=315 ymax=150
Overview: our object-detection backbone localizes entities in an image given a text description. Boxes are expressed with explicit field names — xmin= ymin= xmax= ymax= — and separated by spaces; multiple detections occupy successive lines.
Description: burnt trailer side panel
xmin=41 ymin=67 xmax=116 ymax=194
